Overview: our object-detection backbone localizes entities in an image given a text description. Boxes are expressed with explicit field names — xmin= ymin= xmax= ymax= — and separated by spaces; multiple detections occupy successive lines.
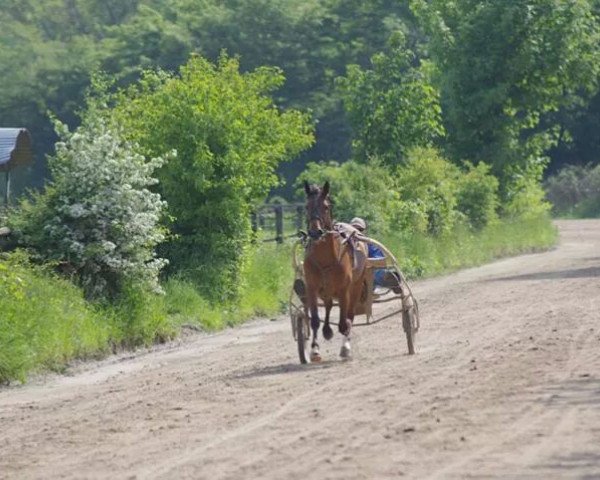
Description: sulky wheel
xmin=296 ymin=312 xmax=311 ymax=364
xmin=402 ymin=309 xmax=417 ymax=355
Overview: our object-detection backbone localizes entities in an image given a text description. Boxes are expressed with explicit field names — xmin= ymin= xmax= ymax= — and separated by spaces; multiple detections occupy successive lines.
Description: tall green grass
xmin=164 ymin=241 xmax=294 ymax=330
xmin=106 ymin=284 xmax=175 ymax=348
xmin=164 ymin=216 xmax=557 ymax=333
xmin=384 ymin=216 xmax=557 ymax=278
xmin=0 ymin=252 xmax=176 ymax=384
xmin=0 ymin=252 xmax=110 ymax=383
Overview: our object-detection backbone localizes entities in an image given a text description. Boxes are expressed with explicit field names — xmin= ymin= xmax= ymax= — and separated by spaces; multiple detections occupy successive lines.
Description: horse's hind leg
xmin=340 ymin=309 xmax=355 ymax=359
xmin=338 ymin=291 xmax=352 ymax=359
xmin=322 ymin=299 xmax=334 ymax=340
xmin=340 ymin=280 xmax=363 ymax=358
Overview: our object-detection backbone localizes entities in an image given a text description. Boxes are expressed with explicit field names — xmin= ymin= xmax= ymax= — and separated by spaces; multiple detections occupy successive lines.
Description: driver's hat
xmin=350 ymin=217 xmax=367 ymax=232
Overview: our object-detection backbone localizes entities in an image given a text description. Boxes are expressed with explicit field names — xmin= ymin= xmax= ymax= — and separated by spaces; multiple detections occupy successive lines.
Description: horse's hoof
xmin=323 ymin=323 xmax=334 ymax=340
xmin=310 ymin=352 xmax=322 ymax=363
xmin=339 ymin=346 xmax=352 ymax=359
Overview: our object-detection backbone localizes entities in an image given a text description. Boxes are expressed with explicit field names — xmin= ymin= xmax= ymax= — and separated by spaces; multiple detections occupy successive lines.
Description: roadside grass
xmin=164 ymin=241 xmax=294 ymax=330
xmin=166 ymin=215 xmax=558 ymax=333
xmin=0 ymin=252 xmax=110 ymax=383
xmin=0 ymin=216 xmax=556 ymax=384
xmin=106 ymin=285 xmax=175 ymax=348
xmin=384 ymin=216 xmax=558 ymax=279
xmin=0 ymin=252 xmax=177 ymax=384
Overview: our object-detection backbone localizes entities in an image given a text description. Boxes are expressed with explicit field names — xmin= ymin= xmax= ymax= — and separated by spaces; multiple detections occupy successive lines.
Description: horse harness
xmin=304 ymin=228 xmax=363 ymax=292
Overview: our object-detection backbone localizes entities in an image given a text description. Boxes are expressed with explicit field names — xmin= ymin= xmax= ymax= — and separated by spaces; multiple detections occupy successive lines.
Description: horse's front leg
xmin=322 ymin=298 xmax=334 ymax=340
xmin=306 ymin=286 xmax=322 ymax=362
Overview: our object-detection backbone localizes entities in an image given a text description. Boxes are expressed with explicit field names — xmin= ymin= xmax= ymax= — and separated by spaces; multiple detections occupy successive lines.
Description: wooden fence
xmin=252 ymin=203 xmax=304 ymax=243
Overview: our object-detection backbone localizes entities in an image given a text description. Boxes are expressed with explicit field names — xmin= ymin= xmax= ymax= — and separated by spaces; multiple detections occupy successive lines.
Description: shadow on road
xmin=539 ymin=376 xmax=600 ymax=408
xmin=229 ymin=360 xmax=340 ymax=380
xmin=536 ymin=451 xmax=600 ymax=478
xmin=489 ymin=266 xmax=600 ymax=282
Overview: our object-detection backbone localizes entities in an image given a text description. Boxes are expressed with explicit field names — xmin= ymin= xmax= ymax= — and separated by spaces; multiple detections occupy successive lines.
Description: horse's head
xmin=304 ymin=180 xmax=333 ymax=240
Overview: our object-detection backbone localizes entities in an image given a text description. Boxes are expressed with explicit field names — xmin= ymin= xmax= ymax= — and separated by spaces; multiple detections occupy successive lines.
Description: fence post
xmin=4 ymin=172 xmax=10 ymax=206
xmin=251 ymin=211 xmax=258 ymax=233
xmin=274 ymin=205 xmax=283 ymax=244
xmin=296 ymin=205 xmax=304 ymax=231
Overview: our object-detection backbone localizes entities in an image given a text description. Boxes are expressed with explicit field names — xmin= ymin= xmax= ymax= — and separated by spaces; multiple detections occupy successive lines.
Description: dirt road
xmin=1 ymin=220 xmax=599 ymax=479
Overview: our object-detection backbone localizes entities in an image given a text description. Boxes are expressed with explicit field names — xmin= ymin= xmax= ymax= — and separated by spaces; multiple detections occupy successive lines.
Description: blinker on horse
xmin=303 ymin=181 xmax=367 ymax=362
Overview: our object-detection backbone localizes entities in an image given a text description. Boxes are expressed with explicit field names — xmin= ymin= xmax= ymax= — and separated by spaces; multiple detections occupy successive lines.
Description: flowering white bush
xmin=11 ymin=118 xmax=171 ymax=299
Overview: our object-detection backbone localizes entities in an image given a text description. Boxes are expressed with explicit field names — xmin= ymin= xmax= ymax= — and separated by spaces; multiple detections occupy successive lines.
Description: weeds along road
xmin=1 ymin=220 xmax=599 ymax=480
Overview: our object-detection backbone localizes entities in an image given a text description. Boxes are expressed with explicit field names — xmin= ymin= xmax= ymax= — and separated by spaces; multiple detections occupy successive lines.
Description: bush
xmin=394 ymin=147 xmax=461 ymax=235
xmin=575 ymin=166 xmax=600 ymax=217
xmin=456 ymin=162 xmax=499 ymax=229
xmin=9 ymin=117 xmax=168 ymax=300
xmin=545 ymin=164 xmax=600 ymax=217
xmin=503 ymin=160 xmax=551 ymax=219
xmin=296 ymin=149 xmax=501 ymax=235
xmin=296 ymin=159 xmax=402 ymax=235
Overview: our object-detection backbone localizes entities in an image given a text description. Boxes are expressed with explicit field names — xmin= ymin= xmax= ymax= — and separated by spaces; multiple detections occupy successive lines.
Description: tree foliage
xmin=412 ymin=0 xmax=600 ymax=175
xmin=337 ymin=33 xmax=444 ymax=166
xmin=2 ymin=0 xmax=599 ymax=213
xmin=296 ymin=160 xmax=402 ymax=235
xmin=110 ymin=54 xmax=314 ymax=301
xmin=0 ymin=0 xmax=421 ymax=194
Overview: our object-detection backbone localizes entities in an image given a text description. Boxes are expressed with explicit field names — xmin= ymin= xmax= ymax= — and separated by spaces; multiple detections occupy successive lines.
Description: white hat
xmin=350 ymin=217 xmax=366 ymax=231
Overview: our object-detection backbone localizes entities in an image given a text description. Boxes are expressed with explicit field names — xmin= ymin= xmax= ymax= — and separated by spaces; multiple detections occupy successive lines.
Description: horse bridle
xmin=306 ymin=196 xmax=332 ymax=240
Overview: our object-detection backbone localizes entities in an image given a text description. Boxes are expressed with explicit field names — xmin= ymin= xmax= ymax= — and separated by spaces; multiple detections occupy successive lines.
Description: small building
xmin=0 ymin=128 xmax=33 ymax=205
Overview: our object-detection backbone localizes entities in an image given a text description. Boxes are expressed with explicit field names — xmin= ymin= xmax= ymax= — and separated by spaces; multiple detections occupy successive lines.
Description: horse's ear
xmin=304 ymin=180 xmax=311 ymax=196
xmin=322 ymin=181 xmax=330 ymax=197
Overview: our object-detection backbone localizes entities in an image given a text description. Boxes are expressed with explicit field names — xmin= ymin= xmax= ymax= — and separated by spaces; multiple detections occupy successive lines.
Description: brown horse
xmin=303 ymin=181 xmax=367 ymax=362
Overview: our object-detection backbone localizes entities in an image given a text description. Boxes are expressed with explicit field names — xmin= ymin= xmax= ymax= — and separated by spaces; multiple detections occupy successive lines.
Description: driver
xmin=350 ymin=217 xmax=401 ymax=293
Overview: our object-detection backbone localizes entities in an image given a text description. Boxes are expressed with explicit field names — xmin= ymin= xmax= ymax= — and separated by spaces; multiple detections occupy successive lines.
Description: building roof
xmin=0 ymin=128 xmax=33 ymax=172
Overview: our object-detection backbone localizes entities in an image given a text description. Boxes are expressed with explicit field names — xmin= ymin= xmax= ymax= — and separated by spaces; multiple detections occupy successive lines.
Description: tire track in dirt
xmin=422 ymin=318 xmax=598 ymax=479
xmin=141 ymin=365 xmax=380 ymax=478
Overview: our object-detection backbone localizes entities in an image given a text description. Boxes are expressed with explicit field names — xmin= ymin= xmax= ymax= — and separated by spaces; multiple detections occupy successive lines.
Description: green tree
xmin=0 ymin=1 xmax=190 ymax=193
xmin=412 ymin=0 xmax=600 ymax=176
xmin=296 ymin=160 xmax=402 ymax=234
xmin=111 ymin=54 xmax=314 ymax=301
xmin=0 ymin=0 xmax=426 ymax=197
xmin=337 ymin=33 xmax=444 ymax=166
